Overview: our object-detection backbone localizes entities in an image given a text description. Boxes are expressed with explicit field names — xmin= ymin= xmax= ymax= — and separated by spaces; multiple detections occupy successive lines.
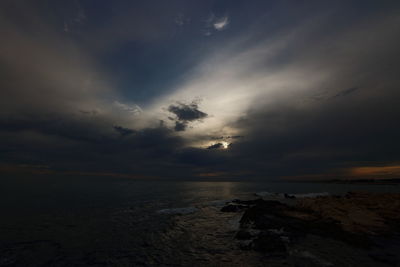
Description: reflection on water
xmin=1 ymin=175 xmax=399 ymax=221
xmin=0 ymin=176 xmax=399 ymax=266
xmin=179 ymin=181 xmax=239 ymax=203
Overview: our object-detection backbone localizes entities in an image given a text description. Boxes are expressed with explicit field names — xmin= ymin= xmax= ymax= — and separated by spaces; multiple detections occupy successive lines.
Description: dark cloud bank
xmin=1 ymin=1 xmax=400 ymax=180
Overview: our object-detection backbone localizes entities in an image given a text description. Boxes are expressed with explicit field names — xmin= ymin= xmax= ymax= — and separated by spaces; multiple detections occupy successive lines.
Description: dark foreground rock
xmin=221 ymin=192 xmax=400 ymax=265
xmin=252 ymin=232 xmax=287 ymax=254
xmin=220 ymin=204 xmax=247 ymax=212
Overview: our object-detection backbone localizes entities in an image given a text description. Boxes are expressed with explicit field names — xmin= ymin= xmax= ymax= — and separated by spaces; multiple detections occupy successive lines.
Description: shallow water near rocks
xmin=1 ymin=176 xmax=399 ymax=266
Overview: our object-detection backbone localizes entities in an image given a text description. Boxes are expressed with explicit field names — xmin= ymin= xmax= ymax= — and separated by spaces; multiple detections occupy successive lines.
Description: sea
xmin=0 ymin=175 xmax=399 ymax=266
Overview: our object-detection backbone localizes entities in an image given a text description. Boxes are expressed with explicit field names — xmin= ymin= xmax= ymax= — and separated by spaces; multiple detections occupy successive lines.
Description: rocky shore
xmin=220 ymin=191 xmax=400 ymax=266
xmin=2 ymin=190 xmax=399 ymax=266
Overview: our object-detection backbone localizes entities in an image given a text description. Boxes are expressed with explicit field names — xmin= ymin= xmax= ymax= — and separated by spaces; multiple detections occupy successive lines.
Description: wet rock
xmin=368 ymin=251 xmax=398 ymax=266
xmin=238 ymin=198 xmax=373 ymax=249
xmin=235 ymin=230 xmax=254 ymax=240
xmin=297 ymin=191 xmax=400 ymax=235
xmin=238 ymin=240 xmax=253 ymax=250
xmin=240 ymin=200 xmax=288 ymax=222
xmin=232 ymin=199 xmax=265 ymax=206
xmin=221 ymin=199 xmax=268 ymax=213
xmin=252 ymin=232 xmax=287 ymax=254
xmin=220 ymin=204 xmax=247 ymax=212
xmin=292 ymin=250 xmax=335 ymax=267
xmin=239 ymin=200 xmax=303 ymax=231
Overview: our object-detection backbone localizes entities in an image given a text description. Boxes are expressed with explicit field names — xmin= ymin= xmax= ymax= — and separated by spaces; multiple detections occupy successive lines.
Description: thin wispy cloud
xmin=175 ymin=13 xmax=190 ymax=27
xmin=213 ymin=16 xmax=229 ymax=31
xmin=203 ymin=14 xmax=230 ymax=36
xmin=63 ymin=0 xmax=86 ymax=33
xmin=113 ymin=101 xmax=142 ymax=115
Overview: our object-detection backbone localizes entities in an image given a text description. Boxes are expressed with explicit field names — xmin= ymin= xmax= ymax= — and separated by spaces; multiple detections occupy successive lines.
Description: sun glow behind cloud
xmin=145 ymin=30 xmax=331 ymax=147
xmin=221 ymin=141 xmax=229 ymax=149
xmin=140 ymin=12 xmax=400 ymax=151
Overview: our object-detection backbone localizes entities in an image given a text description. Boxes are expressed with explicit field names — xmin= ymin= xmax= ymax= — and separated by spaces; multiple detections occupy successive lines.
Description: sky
xmin=1 ymin=0 xmax=400 ymax=180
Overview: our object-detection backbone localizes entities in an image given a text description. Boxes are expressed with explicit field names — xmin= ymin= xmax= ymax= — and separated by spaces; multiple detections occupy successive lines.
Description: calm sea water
xmin=2 ymin=176 xmax=399 ymax=212
xmin=0 ymin=176 xmax=399 ymax=266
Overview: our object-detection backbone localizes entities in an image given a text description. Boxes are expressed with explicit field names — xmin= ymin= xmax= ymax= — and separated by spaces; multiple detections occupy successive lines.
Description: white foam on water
xmin=255 ymin=192 xmax=330 ymax=199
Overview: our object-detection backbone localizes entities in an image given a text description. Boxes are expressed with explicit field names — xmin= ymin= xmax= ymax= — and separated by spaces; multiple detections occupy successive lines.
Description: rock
xmin=368 ymin=251 xmax=398 ymax=266
xmin=252 ymin=232 xmax=287 ymax=254
xmin=231 ymin=192 xmax=400 ymax=262
xmin=235 ymin=230 xmax=254 ymax=240
xmin=238 ymin=240 xmax=253 ymax=250
xmin=220 ymin=204 xmax=247 ymax=212
xmin=297 ymin=191 xmax=400 ymax=235
xmin=232 ymin=199 xmax=265 ymax=205
xmin=239 ymin=200 xmax=300 ymax=229
xmin=238 ymin=198 xmax=372 ymax=248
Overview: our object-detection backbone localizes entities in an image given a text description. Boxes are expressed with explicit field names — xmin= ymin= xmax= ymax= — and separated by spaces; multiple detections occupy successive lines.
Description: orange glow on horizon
xmin=349 ymin=165 xmax=400 ymax=178
xmin=282 ymin=164 xmax=400 ymax=181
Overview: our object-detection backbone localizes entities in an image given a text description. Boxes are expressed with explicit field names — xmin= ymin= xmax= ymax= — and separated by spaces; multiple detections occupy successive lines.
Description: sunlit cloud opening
xmin=221 ymin=141 xmax=229 ymax=149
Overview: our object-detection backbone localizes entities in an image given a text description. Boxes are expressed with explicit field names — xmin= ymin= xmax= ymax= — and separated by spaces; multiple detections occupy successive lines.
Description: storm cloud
xmin=207 ymin=143 xmax=224 ymax=150
xmin=167 ymin=100 xmax=208 ymax=132
xmin=1 ymin=1 xmax=400 ymax=180
xmin=114 ymin=126 xmax=135 ymax=136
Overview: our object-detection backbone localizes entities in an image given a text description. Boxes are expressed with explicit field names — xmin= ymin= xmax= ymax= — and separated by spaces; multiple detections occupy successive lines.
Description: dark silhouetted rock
xmin=220 ymin=204 xmax=247 ymax=212
xmin=238 ymin=240 xmax=253 ymax=250
xmin=232 ymin=199 xmax=265 ymax=206
xmin=369 ymin=251 xmax=398 ymax=266
xmin=238 ymin=198 xmax=373 ymax=249
xmin=239 ymin=200 xmax=291 ymax=227
xmin=235 ymin=230 xmax=253 ymax=240
xmin=252 ymin=232 xmax=286 ymax=254
xmin=284 ymin=193 xmax=296 ymax=199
